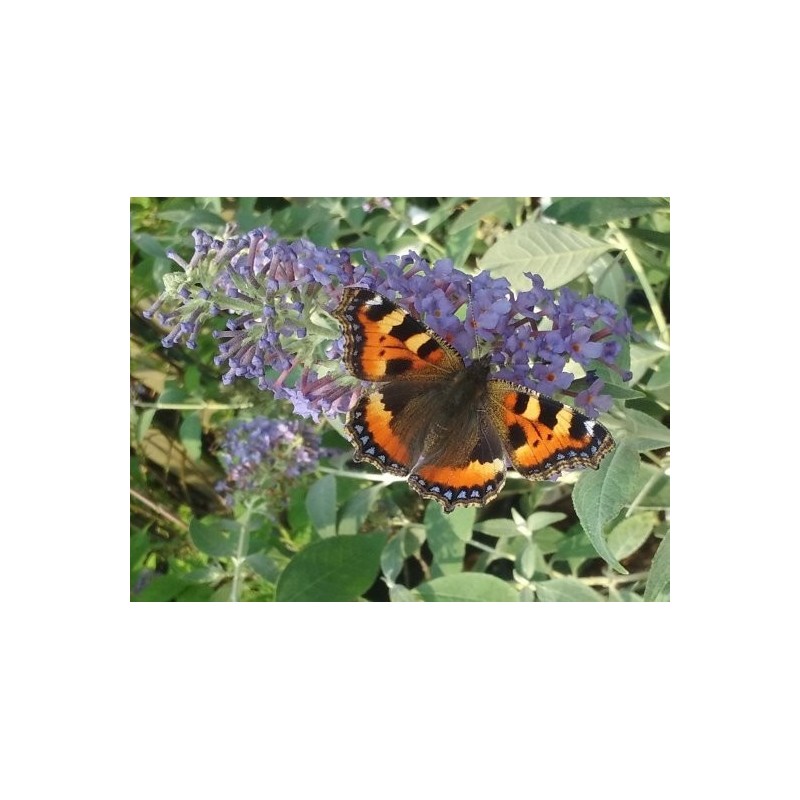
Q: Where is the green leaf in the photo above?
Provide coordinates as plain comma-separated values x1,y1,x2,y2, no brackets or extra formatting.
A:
135,408,156,443
629,343,665,384
285,480,309,525
245,552,281,584
380,535,406,583
310,218,339,247
646,354,670,391
416,573,518,602
536,577,603,602
449,197,520,234
607,512,657,560
158,386,189,405
474,518,523,538
544,197,668,226
592,379,644,401
633,463,670,509
446,222,478,269
527,511,567,531
517,541,541,580
572,439,641,572
184,365,201,394
184,565,228,584
380,523,427,585
390,585,418,602
277,202,333,236
479,219,611,290
132,573,191,602
424,198,466,233
189,517,241,558
179,412,202,461
532,526,566,555
404,524,426,554
425,503,474,576
209,584,235,602
609,588,644,602
374,218,399,244
587,253,627,306
445,506,477,542
275,533,387,602
231,197,273,232
130,530,150,570
245,516,274,555
156,208,224,228
619,408,671,452
520,586,536,602
551,528,597,574
306,475,337,538
644,530,670,601
338,485,382,536
553,531,599,564
623,227,670,250
131,231,169,260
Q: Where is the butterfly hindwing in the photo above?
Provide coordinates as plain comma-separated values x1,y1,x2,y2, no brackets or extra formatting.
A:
345,379,439,476
407,414,507,512
487,381,614,480
346,380,507,511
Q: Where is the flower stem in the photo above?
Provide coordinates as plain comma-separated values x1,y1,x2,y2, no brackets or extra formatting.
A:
386,207,447,257
130,488,188,531
625,470,663,518
608,224,669,345
132,401,253,410
229,502,253,602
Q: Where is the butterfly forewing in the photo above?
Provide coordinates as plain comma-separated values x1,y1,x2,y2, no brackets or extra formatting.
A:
333,288,463,382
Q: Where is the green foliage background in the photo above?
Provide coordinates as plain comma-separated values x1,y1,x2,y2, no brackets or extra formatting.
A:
130,197,670,602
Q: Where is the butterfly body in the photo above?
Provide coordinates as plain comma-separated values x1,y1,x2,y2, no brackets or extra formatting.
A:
334,287,614,512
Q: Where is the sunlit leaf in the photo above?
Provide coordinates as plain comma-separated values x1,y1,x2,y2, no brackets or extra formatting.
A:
425,503,474,576
536,577,603,602
449,197,520,234
480,219,611,289
607,511,657,560
572,439,641,572
416,573,518,602
644,530,670,601
543,197,668,225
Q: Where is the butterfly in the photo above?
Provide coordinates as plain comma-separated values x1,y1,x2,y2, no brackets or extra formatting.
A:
333,287,614,512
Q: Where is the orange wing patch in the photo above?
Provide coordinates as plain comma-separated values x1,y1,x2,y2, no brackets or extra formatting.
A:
409,457,506,512
490,382,614,480
345,391,413,475
334,287,462,382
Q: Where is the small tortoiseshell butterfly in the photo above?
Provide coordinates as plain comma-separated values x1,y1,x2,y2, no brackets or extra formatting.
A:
334,287,614,512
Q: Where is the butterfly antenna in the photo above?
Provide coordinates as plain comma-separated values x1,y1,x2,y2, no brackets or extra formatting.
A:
466,281,480,355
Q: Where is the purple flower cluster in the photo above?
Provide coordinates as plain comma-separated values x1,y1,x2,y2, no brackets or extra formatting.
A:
216,417,328,500
145,226,631,420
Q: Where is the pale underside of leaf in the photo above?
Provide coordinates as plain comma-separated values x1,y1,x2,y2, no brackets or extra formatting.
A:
479,219,611,290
